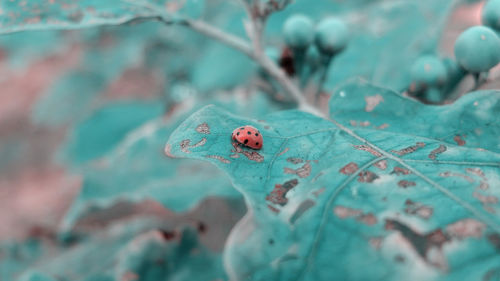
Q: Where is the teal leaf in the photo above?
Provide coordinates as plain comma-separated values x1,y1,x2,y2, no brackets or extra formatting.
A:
62,101,164,164
262,0,456,91
165,83,500,280
0,239,44,281
0,0,203,34
324,0,456,91
19,271,58,281
32,71,106,126
60,91,282,232
329,79,500,153
61,115,240,232
16,219,226,281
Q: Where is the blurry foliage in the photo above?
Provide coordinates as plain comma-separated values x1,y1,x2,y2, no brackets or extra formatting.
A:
0,0,499,281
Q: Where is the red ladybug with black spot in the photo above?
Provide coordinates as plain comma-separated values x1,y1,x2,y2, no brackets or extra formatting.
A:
231,125,263,150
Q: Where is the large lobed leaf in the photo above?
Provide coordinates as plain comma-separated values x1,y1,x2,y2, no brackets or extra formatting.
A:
0,0,202,34
165,81,500,280
60,90,286,232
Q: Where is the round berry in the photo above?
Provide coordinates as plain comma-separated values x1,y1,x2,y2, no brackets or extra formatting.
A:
482,0,500,32
454,26,500,73
314,18,349,55
283,15,314,50
410,55,447,90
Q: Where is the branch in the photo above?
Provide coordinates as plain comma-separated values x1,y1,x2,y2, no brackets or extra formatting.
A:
176,19,254,58
125,0,254,57
128,0,323,116
238,0,322,116
257,54,321,114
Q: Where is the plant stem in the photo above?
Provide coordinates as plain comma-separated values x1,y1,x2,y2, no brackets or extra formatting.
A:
256,54,321,114
131,0,323,116
238,1,322,116
315,55,333,99
178,19,254,58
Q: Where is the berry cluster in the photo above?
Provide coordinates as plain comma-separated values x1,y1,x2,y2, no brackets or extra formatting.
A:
283,15,349,55
261,14,349,102
408,0,500,103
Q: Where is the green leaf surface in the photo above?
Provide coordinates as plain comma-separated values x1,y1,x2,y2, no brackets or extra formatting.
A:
0,0,202,34
165,82,500,281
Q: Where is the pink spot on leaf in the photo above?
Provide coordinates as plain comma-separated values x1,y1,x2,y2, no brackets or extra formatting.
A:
284,161,311,178
358,171,379,183
453,135,466,146
195,123,210,134
398,180,416,188
205,155,230,164
391,142,425,156
428,145,447,160
391,167,411,175
405,199,433,219
365,94,384,112
353,145,382,157
339,162,358,175
446,219,485,239
266,179,299,207
374,160,387,170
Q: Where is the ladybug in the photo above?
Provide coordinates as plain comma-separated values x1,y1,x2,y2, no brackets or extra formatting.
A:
231,125,263,150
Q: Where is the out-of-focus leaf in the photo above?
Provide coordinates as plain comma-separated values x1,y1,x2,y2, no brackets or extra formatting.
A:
16,219,226,281
32,71,106,126
0,239,44,281
60,115,239,232
62,101,164,164
165,81,500,280
0,0,203,34
325,0,456,91
19,271,58,281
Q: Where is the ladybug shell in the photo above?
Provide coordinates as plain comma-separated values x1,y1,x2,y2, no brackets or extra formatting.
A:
231,125,263,150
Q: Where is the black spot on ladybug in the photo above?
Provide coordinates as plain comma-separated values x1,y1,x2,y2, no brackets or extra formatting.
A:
244,139,248,144
237,132,240,136
255,133,259,136
240,127,244,130
248,131,252,135
256,142,259,146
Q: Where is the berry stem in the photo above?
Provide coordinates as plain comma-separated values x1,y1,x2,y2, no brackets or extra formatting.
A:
471,72,488,91
256,53,323,116
314,55,334,103
238,0,323,117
